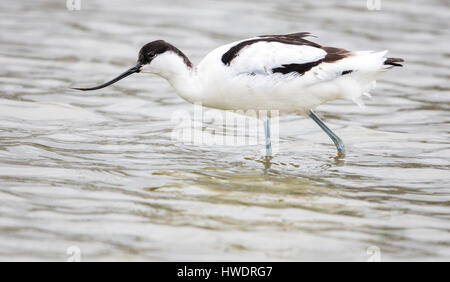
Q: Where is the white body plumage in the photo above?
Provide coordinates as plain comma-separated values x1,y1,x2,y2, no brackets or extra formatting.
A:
142,34,399,116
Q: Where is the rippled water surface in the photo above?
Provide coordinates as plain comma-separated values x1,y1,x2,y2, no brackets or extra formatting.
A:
0,0,449,261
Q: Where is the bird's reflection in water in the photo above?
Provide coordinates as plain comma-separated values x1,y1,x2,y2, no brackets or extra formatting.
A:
333,152,346,165
262,156,273,175
248,156,274,175
256,150,345,175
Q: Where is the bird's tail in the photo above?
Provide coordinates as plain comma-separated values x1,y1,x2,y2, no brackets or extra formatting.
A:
384,57,404,67
338,51,403,107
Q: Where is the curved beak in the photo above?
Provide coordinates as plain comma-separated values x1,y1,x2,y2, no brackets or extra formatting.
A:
72,64,141,91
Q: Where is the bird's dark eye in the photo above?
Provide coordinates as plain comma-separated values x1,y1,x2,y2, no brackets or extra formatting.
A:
147,52,155,58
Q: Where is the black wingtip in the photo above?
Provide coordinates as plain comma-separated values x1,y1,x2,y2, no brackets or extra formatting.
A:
385,57,404,67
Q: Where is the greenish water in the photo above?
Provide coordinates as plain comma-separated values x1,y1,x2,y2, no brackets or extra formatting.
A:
0,0,449,261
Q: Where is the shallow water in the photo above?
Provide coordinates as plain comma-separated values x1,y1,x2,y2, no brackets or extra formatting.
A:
0,0,449,261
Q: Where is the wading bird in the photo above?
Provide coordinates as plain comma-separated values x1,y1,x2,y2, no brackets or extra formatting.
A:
73,32,403,156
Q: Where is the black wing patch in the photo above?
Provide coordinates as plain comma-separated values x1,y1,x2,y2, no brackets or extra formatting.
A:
271,46,352,76
342,70,353,75
272,61,322,75
321,47,352,63
222,32,353,76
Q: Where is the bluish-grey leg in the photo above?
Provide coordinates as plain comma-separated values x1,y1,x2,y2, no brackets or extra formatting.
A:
309,110,346,156
264,119,272,156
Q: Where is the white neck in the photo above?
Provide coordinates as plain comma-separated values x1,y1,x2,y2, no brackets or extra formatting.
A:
142,51,202,104
166,67,201,104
